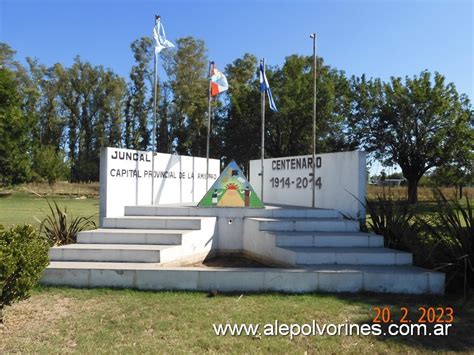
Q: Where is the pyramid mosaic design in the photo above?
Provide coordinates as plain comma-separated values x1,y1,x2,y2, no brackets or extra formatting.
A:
198,161,264,208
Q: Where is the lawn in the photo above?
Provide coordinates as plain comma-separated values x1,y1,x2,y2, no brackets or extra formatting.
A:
0,192,99,227
366,186,473,201
1,185,471,229
1,185,472,353
0,287,473,353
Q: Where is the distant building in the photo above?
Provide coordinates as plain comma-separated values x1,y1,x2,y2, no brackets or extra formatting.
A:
380,178,406,186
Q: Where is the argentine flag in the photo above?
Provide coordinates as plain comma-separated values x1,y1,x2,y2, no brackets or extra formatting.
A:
259,62,278,112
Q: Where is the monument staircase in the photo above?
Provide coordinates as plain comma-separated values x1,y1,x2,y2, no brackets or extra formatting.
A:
43,205,444,294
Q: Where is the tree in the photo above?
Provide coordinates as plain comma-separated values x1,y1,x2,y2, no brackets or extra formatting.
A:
157,82,172,153
386,172,404,180
222,54,355,171
267,55,354,157
128,37,154,150
349,71,473,203
430,158,473,198
31,145,69,184
162,37,208,156
55,57,125,181
222,53,260,169
0,44,36,185
26,58,64,150
0,68,32,185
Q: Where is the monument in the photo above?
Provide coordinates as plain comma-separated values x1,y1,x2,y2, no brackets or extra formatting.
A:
41,147,445,295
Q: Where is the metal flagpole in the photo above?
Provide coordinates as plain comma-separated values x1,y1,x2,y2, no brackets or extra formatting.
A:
310,33,317,208
151,15,160,205
260,58,266,202
206,61,213,190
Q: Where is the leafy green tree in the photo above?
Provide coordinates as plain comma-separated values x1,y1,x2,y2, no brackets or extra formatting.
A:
26,57,64,150
222,54,354,171
55,57,125,181
222,53,260,169
31,145,69,184
162,37,208,156
0,68,32,185
386,172,404,180
430,158,473,197
268,55,354,157
157,82,172,153
96,69,125,150
123,84,134,149
349,71,473,203
128,37,154,150
0,42,24,73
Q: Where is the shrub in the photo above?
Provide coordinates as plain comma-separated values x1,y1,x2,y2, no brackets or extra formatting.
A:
41,199,96,246
0,224,49,323
31,145,70,184
364,194,418,250
416,191,473,296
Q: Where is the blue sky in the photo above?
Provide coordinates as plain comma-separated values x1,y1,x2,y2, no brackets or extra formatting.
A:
1,0,472,99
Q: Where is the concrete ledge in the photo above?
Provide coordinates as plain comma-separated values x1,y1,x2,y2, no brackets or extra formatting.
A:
41,263,445,295
49,244,172,263
102,216,210,230
255,218,359,232
282,247,413,266
77,229,185,245
124,205,342,219
274,231,384,248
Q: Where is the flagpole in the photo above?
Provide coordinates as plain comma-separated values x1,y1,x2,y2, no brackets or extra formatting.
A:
310,33,317,208
151,15,160,205
260,58,266,202
206,61,213,191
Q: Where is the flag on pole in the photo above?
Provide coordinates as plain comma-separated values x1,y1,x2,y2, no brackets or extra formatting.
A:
153,16,174,55
210,62,229,96
259,62,278,112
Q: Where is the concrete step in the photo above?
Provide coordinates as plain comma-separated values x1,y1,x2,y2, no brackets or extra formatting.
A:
77,229,184,245
255,218,359,232
281,247,412,265
41,262,444,295
49,244,175,263
125,205,342,219
269,209,340,219
274,231,384,248
102,216,209,230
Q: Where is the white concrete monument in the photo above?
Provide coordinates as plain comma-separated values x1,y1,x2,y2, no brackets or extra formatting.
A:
99,147,220,223
43,148,444,295
250,151,366,219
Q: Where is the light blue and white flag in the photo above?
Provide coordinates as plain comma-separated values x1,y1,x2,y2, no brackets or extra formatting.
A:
259,61,278,112
153,17,174,55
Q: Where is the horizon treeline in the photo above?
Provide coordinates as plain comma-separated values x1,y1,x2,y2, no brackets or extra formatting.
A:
0,38,472,203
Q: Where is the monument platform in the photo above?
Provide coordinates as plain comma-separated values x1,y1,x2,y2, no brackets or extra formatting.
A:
42,204,445,294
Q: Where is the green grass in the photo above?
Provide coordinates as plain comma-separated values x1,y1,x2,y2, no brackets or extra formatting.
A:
1,287,473,353
0,192,99,227
0,188,469,229
0,189,473,352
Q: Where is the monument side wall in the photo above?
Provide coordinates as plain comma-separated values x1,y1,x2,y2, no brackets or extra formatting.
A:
99,147,220,225
250,151,366,219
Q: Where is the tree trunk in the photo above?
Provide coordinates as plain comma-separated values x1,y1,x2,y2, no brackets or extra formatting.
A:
407,177,420,204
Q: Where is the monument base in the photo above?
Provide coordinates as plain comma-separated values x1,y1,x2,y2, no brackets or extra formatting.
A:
42,204,445,294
